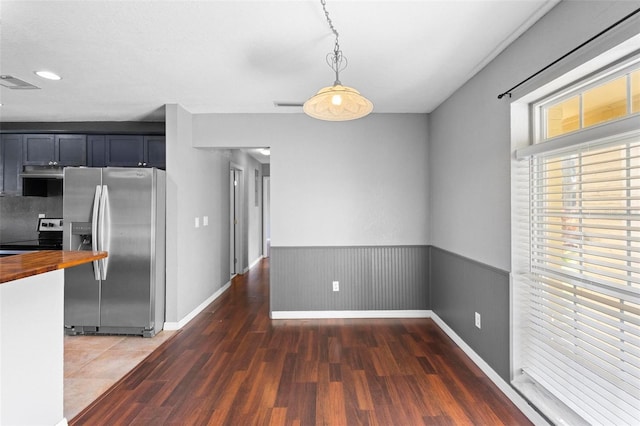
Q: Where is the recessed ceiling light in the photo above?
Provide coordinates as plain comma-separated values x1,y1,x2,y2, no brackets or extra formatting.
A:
259,149,270,156
34,70,61,80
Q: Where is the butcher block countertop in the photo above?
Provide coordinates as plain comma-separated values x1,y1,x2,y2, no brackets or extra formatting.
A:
0,250,107,284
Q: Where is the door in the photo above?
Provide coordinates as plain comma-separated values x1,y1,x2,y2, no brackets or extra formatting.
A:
100,168,154,328
63,167,103,327
230,168,242,276
262,176,270,257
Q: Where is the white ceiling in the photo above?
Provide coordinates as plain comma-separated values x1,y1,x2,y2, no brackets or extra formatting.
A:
0,0,558,123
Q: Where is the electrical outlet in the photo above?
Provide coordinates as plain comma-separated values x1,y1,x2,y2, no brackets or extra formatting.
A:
475,312,481,329
332,281,339,292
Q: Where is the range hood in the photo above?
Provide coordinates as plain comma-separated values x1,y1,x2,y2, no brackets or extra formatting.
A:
20,165,64,179
20,166,64,197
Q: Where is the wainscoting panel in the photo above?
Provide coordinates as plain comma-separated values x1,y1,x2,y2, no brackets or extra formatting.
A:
270,246,429,312
429,246,511,381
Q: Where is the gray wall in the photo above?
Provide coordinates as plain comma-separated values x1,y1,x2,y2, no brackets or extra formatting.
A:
187,113,430,319
162,2,640,396
271,246,429,312
0,196,62,243
429,247,509,380
192,113,430,248
428,0,640,382
230,149,264,270
165,105,232,323
429,0,640,270
164,109,267,324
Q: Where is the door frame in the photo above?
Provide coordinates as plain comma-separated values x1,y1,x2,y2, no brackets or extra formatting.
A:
262,176,270,257
229,164,244,277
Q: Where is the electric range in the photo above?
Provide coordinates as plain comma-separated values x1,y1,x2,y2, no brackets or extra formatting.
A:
0,218,63,255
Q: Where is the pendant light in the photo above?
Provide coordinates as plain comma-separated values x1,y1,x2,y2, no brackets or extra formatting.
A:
303,0,373,121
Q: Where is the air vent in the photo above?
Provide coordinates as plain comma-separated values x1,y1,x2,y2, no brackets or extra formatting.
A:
0,75,40,90
273,101,304,108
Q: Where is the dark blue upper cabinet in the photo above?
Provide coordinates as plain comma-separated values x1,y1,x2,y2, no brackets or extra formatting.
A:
87,135,106,168
23,134,56,165
23,134,87,166
57,134,87,166
105,135,165,169
0,134,24,195
105,135,145,167
144,136,165,169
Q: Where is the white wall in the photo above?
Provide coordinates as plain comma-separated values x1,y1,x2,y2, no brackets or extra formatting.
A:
1,270,65,425
428,0,640,270
193,113,429,247
166,104,231,323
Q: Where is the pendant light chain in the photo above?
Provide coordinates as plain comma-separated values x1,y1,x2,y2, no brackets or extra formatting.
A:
321,0,339,52
320,0,346,85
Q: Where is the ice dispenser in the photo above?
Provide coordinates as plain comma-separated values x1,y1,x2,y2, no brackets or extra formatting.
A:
70,222,93,251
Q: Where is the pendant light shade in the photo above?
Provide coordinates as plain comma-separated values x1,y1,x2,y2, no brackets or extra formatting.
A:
303,84,373,121
304,0,373,121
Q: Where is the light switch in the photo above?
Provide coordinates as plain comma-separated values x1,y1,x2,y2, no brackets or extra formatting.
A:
203,216,209,226
195,217,200,228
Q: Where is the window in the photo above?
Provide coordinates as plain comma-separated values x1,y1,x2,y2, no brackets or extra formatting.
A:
513,58,640,424
540,63,639,141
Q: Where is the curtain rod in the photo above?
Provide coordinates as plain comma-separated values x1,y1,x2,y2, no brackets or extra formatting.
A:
497,7,640,99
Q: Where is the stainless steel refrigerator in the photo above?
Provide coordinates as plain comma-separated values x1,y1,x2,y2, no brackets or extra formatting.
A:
63,167,166,337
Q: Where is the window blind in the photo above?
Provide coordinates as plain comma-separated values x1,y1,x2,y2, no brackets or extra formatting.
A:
520,136,640,425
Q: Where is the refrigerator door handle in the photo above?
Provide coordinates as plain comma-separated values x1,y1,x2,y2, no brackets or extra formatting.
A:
91,185,102,280
99,185,111,280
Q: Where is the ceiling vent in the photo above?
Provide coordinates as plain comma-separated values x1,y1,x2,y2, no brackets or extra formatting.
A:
0,75,40,89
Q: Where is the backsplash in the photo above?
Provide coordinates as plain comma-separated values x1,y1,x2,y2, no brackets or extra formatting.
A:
0,195,63,243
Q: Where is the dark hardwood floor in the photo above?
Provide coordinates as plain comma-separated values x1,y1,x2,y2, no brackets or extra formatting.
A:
71,258,531,425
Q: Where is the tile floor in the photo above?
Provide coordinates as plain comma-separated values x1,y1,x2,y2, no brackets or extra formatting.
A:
64,330,177,420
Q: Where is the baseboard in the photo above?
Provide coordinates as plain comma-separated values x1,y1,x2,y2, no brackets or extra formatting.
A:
244,256,263,273
270,310,432,319
164,280,231,330
430,313,548,426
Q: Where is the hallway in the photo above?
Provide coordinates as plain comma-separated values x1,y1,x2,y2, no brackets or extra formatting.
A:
70,259,531,425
